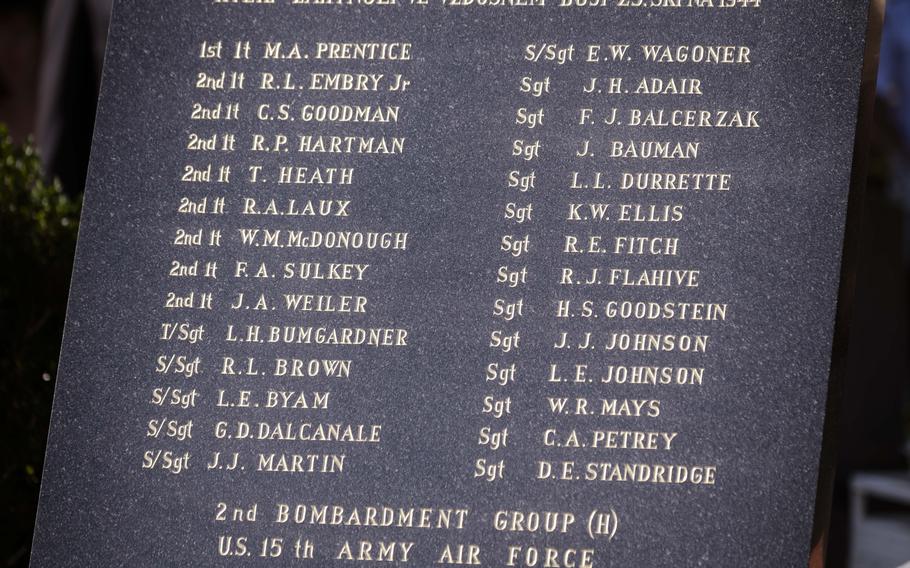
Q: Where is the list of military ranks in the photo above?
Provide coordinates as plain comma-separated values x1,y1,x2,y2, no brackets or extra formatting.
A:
30,1,871,566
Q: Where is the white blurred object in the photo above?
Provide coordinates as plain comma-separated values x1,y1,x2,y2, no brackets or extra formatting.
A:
850,473,910,568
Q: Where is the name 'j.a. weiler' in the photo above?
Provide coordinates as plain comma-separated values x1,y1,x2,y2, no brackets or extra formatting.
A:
228,291,368,313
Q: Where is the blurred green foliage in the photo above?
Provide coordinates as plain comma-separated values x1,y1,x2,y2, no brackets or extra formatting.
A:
0,124,80,567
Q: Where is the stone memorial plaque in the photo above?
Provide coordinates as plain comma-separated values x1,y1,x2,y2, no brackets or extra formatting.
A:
31,1,877,566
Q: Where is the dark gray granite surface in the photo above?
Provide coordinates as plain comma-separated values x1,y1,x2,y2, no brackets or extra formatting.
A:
31,1,871,566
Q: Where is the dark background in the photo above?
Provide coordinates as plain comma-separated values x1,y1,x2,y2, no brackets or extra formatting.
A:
1,1,908,566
